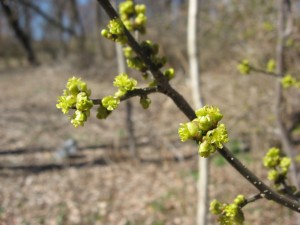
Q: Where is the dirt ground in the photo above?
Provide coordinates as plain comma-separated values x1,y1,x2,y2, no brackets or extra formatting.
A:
0,61,298,225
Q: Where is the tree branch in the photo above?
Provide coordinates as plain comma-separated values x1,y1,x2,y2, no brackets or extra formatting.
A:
96,0,196,121
218,146,300,212
251,67,280,78
92,86,158,105
240,193,264,208
96,0,300,214
0,0,38,65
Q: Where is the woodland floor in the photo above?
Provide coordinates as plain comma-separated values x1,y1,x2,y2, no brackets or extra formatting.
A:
0,60,299,225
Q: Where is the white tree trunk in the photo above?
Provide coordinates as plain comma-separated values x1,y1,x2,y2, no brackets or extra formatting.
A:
187,0,208,225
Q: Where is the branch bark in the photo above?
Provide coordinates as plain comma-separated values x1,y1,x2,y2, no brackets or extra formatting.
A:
92,87,158,105
97,0,300,214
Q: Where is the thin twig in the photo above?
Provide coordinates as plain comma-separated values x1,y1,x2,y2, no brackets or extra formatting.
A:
251,67,280,78
240,193,264,208
91,86,158,105
97,0,196,121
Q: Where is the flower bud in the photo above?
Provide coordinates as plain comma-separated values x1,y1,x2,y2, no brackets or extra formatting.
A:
135,4,146,14
199,141,216,158
140,96,151,109
164,68,175,80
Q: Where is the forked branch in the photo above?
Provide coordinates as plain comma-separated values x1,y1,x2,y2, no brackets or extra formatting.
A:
96,0,300,213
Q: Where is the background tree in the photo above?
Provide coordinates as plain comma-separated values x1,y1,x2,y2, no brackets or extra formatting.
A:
0,0,38,65
186,0,209,224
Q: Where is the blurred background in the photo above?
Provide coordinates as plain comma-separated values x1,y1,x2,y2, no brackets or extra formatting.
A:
1,0,300,224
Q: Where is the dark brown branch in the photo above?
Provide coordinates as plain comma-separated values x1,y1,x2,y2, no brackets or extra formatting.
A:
240,193,264,208
251,67,280,78
96,0,300,213
92,86,158,105
96,0,196,121
16,0,75,35
218,147,300,212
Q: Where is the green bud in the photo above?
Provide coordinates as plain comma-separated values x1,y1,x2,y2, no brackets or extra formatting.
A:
268,169,279,182
210,199,223,215
198,141,216,158
233,195,245,206
108,19,124,35
281,75,298,88
135,13,147,26
237,59,251,75
119,1,135,16
205,124,229,149
101,29,109,38
164,68,175,80
56,96,71,114
113,73,138,93
123,20,133,31
123,46,133,58
140,96,151,109
57,76,92,127
178,121,202,142
102,96,120,111
76,92,93,111
196,116,213,131
211,197,245,225
280,157,291,170
65,95,76,107
102,19,128,44
127,57,146,71
135,4,146,14
97,104,111,119
178,123,191,142
186,122,200,138
266,59,276,73
68,83,79,95
263,147,281,168
114,90,126,98
71,110,87,128
195,105,223,129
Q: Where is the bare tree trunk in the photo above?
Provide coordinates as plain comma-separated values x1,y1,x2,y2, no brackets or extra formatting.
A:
187,0,208,225
23,0,31,40
275,0,300,223
54,0,68,55
69,0,86,49
276,0,298,189
17,0,75,35
0,0,38,65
